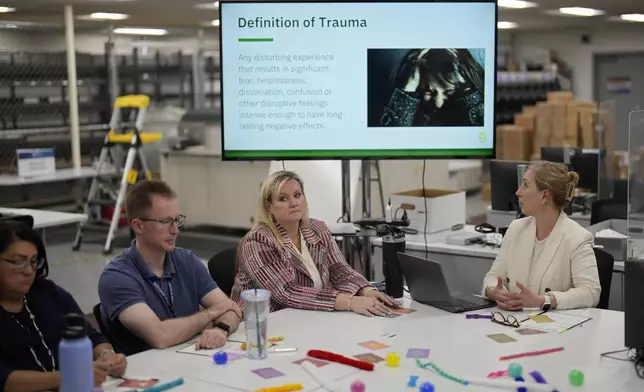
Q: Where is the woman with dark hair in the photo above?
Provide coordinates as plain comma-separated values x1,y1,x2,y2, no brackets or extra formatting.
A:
381,48,485,127
0,221,127,392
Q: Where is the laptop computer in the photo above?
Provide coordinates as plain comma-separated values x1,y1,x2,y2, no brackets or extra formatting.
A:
397,252,495,313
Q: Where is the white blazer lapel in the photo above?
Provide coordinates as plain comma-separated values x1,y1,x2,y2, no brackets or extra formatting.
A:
510,218,535,291
532,213,566,293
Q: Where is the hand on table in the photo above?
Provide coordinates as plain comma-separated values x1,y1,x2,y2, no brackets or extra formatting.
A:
487,276,522,310
349,296,392,317
196,328,227,350
363,289,401,308
96,351,127,378
92,361,112,387
511,281,545,309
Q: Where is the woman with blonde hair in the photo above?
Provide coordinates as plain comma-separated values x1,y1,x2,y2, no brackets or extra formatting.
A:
231,171,399,316
483,161,601,311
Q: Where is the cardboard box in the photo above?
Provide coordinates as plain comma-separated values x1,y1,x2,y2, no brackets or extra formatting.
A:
550,103,567,144
498,125,531,161
547,91,574,103
535,102,552,152
579,107,597,148
390,189,466,234
515,112,535,133
482,182,491,202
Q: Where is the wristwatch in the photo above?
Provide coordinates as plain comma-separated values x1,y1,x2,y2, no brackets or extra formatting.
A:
541,294,552,311
214,321,231,336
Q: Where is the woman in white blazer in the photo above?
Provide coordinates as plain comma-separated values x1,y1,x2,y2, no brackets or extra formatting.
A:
483,161,601,311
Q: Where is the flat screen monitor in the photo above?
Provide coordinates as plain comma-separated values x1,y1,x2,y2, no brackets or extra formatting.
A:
490,160,527,212
540,147,605,193
219,0,498,160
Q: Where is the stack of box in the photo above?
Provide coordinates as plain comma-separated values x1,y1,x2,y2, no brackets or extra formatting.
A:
495,90,608,161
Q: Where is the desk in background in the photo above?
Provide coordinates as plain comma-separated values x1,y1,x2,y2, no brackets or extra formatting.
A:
487,208,591,229
0,207,87,244
372,225,625,311
122,299,642,391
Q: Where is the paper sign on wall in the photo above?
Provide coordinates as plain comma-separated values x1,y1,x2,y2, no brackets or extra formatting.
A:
606,77,631,94
17,148,56,178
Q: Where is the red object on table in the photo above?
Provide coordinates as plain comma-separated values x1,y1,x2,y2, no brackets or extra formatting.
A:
499,346,564,361
307,350,374,371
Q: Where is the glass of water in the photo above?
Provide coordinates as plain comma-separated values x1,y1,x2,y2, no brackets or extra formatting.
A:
241,289,271,360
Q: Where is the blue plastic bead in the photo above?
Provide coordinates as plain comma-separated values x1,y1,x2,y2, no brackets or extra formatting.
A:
419,381,435,392
407,375,419,387
508,363,523,378
515,376,527,392
213,351,228,365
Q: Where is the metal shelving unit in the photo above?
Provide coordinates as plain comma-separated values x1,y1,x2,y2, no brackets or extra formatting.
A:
495,70,563,125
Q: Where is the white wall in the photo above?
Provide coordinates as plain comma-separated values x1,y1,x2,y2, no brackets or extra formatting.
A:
501,29,644,102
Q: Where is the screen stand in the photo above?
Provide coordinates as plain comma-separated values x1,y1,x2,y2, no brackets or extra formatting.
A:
341,160,354,267
362,159,373,281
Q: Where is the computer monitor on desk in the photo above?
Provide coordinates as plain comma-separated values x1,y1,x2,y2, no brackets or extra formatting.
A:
541,147,605,193
490,160,527,212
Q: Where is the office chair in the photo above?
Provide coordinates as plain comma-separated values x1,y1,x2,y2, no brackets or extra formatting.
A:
593,247,614,310
93,303,109,338
590,199,627,225
0,213,34,228
207,248,237,297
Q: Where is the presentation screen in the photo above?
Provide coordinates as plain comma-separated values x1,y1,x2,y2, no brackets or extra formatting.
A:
219,0,497,160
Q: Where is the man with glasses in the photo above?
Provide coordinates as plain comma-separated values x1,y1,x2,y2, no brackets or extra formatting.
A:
98,180,241,355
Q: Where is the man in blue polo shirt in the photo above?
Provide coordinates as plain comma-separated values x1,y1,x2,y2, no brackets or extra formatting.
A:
98,180,241,355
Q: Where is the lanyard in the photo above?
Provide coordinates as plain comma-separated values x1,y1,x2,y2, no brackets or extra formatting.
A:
151,279,176,318
7,300,56,372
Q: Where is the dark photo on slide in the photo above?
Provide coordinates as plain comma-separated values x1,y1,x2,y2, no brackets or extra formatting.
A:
367,48,485,128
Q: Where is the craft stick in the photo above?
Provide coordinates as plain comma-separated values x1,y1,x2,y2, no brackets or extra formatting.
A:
254,383,303,392
499,347,564,361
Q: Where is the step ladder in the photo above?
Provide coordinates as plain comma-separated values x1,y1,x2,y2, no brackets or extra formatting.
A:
72,95,163,254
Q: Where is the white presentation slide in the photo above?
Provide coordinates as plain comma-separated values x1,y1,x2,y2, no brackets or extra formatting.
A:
220,1,497,159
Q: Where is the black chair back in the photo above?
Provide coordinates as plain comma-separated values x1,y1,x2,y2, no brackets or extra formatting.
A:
593,247,614,310
207,248,237,297
93,303,108,337
590,199,627,225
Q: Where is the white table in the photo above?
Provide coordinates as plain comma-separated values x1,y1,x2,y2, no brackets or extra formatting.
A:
371,226,626,311
120,300,642,391
0,207,87,244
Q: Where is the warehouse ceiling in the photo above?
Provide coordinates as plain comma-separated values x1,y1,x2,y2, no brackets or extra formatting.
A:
0,0,644,32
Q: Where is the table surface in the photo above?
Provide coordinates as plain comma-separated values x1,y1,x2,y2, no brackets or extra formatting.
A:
119,298,642,392
372,225,625,272
0,207,87,229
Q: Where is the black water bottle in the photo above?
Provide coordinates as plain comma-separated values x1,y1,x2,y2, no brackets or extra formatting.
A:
382,232,406,299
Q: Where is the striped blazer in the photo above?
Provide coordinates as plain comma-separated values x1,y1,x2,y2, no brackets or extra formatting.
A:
231,218,370,312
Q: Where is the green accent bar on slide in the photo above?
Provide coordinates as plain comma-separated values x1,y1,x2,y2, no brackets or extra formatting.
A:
225,149,493,159
238,38,274,42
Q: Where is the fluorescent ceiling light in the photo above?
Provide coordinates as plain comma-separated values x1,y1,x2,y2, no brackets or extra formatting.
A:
497,21,518,29
90,12,129,20
0,6,15,13
558,7,605,17
114,27,168,36
498,0,537,9
195,2,219,10
211,19,220,27
620,14,644,23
